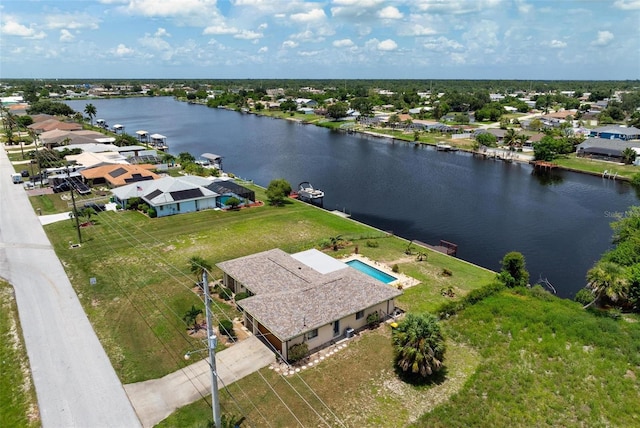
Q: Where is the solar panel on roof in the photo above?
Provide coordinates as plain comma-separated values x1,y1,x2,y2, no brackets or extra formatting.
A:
109,167,128,178
145,189,163,200
170,188,204,201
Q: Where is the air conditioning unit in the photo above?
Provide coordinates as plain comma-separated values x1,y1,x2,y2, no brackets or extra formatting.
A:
345,327,355,338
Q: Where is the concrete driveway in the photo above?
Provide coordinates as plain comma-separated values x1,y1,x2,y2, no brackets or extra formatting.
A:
0,146,141,427
124,335,274,427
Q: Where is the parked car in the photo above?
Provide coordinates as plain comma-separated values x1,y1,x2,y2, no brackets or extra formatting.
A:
20,170,29,177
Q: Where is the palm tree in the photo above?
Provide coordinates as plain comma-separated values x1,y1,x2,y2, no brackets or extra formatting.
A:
504,128,518,150
182,304,203,332
584,261,628,308
393,313,445,378
189,255,212,291
516,134,528,149
84,103,97,126
621,147,636,165
329,235,343,251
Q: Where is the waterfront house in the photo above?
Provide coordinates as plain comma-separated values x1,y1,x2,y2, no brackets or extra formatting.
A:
589,125,640,141
217,248,402,361
576,137,640,161
110,175,256,216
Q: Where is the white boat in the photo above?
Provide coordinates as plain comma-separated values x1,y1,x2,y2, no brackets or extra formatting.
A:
436,142,453,151
297,182,324,200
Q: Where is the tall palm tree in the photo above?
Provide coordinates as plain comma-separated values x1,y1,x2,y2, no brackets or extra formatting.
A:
393,313,445,378
585,261,628,308
516,134,529,149
621,147,636,165
504,128,518,150
84,103,97,126
189,255,212,284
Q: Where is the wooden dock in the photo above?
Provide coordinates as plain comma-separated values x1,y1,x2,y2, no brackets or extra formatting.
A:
414,240,458,256
531,160,557,171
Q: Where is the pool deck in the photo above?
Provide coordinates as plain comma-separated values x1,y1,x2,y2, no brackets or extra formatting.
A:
341,254,421,289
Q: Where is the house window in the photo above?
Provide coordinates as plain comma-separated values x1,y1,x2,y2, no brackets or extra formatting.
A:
176,203,180,211
333,320,340,337
307,329,318,340
356,310,364,320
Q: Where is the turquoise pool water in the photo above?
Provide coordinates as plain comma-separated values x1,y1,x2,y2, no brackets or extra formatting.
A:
346,259,397,284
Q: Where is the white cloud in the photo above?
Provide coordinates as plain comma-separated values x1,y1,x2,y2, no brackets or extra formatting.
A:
399,24,437,36
203,24,239,35
1,19,46,39
423,36,463,51
549,39,567,49
333,38,354,48
591,30,614,46
155,28,170,37
290,8,326,22
282,40,299,48
613,0,640,10
258,46,268,53
45,13,100,30
112,43,134,56
415,0,504,14
234,30,263,40
59,29,75,42
378,6,403,19
377,39,397,51
515,0,532,14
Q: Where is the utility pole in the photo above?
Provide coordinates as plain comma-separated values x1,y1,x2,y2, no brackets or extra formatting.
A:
66,165,82,244
203,270,221,428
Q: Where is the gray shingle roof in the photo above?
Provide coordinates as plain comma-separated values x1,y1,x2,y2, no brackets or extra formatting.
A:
218,249,402,341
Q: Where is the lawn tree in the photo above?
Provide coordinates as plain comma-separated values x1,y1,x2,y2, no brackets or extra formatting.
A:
475,132,497,147
497,251,530,288
393,313,446,379
84,103,97,126
584,261,628,308
266,178,291,206
224,196,241,209
326,102,348,120
177,151,196,166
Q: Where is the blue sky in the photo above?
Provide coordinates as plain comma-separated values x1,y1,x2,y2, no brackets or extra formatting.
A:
1,0,639,80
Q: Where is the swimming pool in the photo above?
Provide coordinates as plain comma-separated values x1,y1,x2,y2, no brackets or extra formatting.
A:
346,259,397,284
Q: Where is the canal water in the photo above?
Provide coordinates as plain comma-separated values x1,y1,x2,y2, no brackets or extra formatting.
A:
66,97,640,298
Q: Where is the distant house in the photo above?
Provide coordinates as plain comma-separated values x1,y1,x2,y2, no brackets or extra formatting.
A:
217,249,402,361
28,119,82,134
577,137,640,161
589,125,640,141
110,176,255,217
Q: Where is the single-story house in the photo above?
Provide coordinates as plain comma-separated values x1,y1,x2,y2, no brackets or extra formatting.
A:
66,151,129,169
28,119,82,133
111,176,255,216
577,137,640,161
217,248,402,361
589,125,640,141
81,164,159,187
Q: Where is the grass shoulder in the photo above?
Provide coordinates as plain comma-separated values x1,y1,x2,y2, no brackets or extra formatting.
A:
0,281,39,428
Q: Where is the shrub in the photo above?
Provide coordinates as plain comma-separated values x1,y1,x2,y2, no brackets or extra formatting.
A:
288,343,308,363
366,240,379,248
367,311,380,328
435,281,505,319
147,207,157,218
392,264,399,273
234,292,250,302
442,268,452,276
218,319,235,338
139,203,150,213
218,286,233,301
574,288,594,306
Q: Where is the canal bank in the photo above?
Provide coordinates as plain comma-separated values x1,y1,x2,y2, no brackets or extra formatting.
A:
64,97,639,298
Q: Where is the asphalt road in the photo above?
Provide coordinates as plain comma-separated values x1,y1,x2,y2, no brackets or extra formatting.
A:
0,147,141,427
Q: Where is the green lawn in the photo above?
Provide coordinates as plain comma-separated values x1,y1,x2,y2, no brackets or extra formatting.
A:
555,155,639,179
0,281,39,428
42,185,494,383
159,288,640,428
